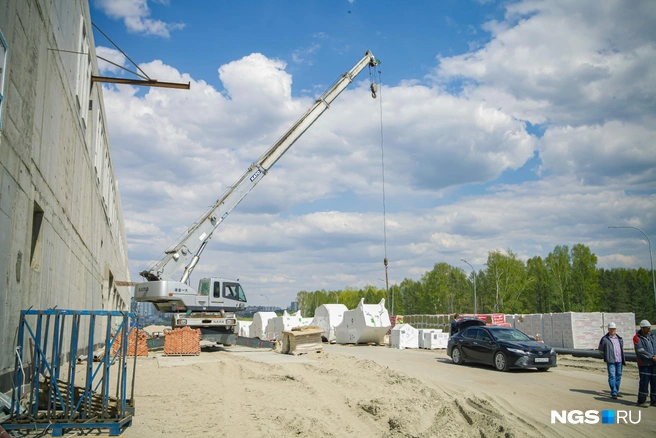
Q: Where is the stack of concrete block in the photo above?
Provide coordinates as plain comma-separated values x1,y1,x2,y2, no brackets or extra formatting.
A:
164,327,201,356
512,314,543,340
506,312,635,349
601,313,636,345
541,314,556,346
564,312,604,349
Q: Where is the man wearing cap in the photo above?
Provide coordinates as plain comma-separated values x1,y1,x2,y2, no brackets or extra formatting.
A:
633,320,656,407
598,322,625,399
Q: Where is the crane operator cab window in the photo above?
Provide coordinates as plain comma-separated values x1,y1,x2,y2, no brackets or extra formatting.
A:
224,282,247,302
198,279,210,296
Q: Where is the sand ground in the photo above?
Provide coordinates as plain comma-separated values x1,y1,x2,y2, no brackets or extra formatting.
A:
5,334,654,438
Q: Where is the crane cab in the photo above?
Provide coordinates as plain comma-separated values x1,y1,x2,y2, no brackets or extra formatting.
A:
196,277,247,312
134,277,247,313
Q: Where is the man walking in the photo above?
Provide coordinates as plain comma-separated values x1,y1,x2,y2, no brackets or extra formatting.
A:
598,322,625,399
633,320,656,407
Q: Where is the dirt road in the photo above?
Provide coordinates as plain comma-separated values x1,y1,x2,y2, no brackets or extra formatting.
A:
323,344,654,437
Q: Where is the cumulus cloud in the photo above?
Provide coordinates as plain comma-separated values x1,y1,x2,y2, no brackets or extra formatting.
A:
96,46,127,74
100,1,656,303
434,0,656,127
94,0,184,37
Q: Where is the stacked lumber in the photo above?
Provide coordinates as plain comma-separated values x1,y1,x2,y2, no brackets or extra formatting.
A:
164,327,201,355
281,326,323,355
111,330,149,357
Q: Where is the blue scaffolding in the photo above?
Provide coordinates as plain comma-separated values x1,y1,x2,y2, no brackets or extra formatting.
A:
3,309,138,436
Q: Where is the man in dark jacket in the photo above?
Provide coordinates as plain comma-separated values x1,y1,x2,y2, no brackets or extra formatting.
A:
633,320,656,407
598,322,625,399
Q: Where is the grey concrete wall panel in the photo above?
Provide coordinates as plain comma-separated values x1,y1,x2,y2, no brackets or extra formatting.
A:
0,0,131,394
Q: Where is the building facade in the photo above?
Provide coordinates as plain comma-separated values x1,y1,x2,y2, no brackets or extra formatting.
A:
0,0,130,393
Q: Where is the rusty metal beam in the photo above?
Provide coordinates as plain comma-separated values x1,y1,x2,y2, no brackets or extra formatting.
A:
92,76,190,89
115,281,138,287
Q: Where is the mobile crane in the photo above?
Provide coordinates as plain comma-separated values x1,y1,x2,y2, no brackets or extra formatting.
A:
134,51,379,340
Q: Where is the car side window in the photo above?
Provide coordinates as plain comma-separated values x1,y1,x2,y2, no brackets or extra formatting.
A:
463,328,478,339
477,330,492,341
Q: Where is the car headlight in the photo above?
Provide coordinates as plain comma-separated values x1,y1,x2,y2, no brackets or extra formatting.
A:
550,348,556,355
507,348,527,355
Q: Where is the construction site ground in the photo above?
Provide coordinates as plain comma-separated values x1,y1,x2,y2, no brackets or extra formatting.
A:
9,344,654,437
109,342,653,438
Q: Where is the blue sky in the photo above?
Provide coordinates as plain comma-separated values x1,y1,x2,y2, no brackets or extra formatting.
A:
90,0,656,308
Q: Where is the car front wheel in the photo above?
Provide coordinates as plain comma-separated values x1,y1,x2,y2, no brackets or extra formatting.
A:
452,347,464,365
494,351,509,372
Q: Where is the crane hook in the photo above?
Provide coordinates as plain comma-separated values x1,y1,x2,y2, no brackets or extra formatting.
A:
371,82,378,99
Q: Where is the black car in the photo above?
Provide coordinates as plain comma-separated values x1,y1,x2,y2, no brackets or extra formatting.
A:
447,326,557,372
449,316,486,337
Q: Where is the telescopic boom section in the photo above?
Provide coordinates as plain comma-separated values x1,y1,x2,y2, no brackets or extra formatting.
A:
140,50,378,283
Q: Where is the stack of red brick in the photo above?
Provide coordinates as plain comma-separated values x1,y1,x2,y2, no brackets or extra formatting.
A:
164,326,201,355
111,330,149,357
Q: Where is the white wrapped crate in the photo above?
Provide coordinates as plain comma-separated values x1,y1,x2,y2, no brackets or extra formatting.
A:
249,312,278,340
335,298,390,345
310,304,348,342
265,311,307,341
391,324,419,349
424,332,449,349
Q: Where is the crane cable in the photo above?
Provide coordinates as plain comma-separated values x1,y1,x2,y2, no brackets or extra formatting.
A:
370,63,390,302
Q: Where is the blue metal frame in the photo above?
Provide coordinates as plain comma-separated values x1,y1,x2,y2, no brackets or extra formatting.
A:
3,309,138,436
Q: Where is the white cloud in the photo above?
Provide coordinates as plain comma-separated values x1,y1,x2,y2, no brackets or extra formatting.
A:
100,1,656,305
96,46,127,74
94,0,184,37
434,0,656,127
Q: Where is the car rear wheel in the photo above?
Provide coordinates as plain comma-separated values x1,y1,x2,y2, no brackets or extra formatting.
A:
451,347,464,365
494,351,509,372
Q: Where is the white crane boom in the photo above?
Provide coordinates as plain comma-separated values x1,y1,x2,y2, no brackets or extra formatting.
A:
140,50,378,284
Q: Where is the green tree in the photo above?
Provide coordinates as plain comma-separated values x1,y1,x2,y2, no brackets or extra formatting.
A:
570,244,600,311
485,250,532,313
526,256,550,313
546,245,571,312
399,278,422,315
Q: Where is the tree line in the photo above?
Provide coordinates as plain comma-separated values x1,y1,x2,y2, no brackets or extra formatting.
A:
295,244,656,322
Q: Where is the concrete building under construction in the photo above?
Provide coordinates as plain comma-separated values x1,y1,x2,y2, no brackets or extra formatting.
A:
0,0,130,393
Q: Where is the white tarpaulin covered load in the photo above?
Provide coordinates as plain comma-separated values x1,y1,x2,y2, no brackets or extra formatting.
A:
391,324,419,349
236,320,252,337
249,312,278,339
310,304,348,342
335,298,390,344
265,311,311,340
423,331,449,349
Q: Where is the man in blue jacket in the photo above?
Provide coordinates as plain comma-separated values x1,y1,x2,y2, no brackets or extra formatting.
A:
633,320,656,407
598,322,625,399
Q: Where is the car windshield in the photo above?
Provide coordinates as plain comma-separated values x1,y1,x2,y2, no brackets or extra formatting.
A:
489,328,532,342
